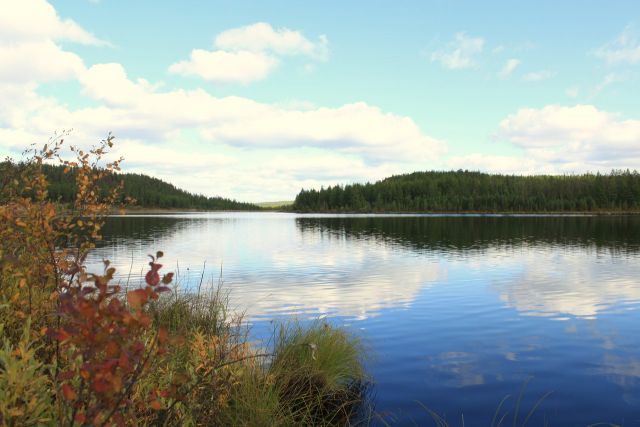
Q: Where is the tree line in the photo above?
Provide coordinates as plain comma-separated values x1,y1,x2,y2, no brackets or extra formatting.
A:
1,161,259,210
293,170,640,212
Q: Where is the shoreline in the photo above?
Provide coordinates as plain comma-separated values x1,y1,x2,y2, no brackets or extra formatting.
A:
113,207,640,216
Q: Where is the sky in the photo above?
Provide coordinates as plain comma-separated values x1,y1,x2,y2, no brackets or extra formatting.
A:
1,0,639,202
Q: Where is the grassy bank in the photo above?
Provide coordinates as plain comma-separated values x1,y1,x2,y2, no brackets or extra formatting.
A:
1,278,368,426
0,136,367,426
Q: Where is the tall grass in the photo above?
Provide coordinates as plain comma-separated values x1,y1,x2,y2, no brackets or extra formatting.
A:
145,289,370,426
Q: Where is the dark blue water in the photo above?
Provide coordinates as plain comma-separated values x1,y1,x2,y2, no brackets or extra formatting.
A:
90,213,640,426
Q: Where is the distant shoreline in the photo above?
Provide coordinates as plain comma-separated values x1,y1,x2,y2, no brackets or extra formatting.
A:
113,207,640,215
290,210,640,215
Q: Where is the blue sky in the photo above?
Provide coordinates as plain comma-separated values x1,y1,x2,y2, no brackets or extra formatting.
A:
1,1,639,201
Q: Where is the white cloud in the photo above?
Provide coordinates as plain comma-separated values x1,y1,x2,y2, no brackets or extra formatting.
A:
0,0,108,85
168,49,278,84
595,26,640,65
431,32,484,70
522,70,554,82
0,0,104,45
200,102,447,163
497,58,521,78
498,104,640,170
215,22,329,60
77,63,446,163
111,139,236,175
169,22,328,84
0,60,447,199
0,41,85,83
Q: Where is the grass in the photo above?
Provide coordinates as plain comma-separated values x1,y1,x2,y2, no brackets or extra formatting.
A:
0,268,369,426
269,321,370,426
142,286,370,426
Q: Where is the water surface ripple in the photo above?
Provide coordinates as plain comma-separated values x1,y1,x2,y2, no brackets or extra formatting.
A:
89,213,640,426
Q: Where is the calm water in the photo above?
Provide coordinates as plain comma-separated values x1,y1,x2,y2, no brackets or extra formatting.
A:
89,213,640,426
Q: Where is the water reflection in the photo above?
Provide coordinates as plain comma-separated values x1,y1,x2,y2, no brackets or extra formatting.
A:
296,215,640,255
91,213,640,424
492,253,640,318
93,213,447,320
297,215,640,319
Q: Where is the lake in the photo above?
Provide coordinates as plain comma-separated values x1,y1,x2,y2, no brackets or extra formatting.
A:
89,213,640,426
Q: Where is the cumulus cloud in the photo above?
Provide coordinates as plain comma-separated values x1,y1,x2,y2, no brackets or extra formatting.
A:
169,49,278,85
0,41,85,84
430,32,484,70
200,102,446,163
0,58,446,199
215,22,329,60
498,104,640,170
594,26,640,65
497,58,521,78
0,0,105,45
169,22,329,84
0,0,109,85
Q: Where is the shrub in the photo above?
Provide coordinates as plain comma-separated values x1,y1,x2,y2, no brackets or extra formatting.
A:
0,135,368,426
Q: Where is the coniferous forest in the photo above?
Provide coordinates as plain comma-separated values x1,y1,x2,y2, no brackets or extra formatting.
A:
1,162,258,210
293,170,640,212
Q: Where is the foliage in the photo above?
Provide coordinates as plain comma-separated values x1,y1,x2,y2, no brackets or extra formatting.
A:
0,322,54,426
53,253,174,425
293,170,640,212
0,135,366,426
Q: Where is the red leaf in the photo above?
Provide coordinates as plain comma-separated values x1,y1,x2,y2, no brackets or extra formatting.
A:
105,341,119,358
127,288,148,310
93,379,110,393
150,400,162,410
161,272,174,284
145,262,162,286
119,354,130,370
56,329,72,342
62,383,77,401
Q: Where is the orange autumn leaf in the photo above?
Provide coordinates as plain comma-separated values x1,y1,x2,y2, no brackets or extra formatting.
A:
127,288,148,310
150,400,162,410
105,341,119,357
62,383,77,401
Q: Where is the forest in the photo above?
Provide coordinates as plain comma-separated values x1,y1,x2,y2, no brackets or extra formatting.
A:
1,161,258,210
293,170,640,212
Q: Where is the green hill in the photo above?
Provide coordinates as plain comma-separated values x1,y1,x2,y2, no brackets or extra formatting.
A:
2,162,259,211
293,170,640,213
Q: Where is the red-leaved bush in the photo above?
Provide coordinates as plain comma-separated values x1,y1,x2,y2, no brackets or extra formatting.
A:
53,253,174,425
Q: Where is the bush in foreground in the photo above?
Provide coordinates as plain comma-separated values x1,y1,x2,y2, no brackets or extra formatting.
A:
0,135,367,426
